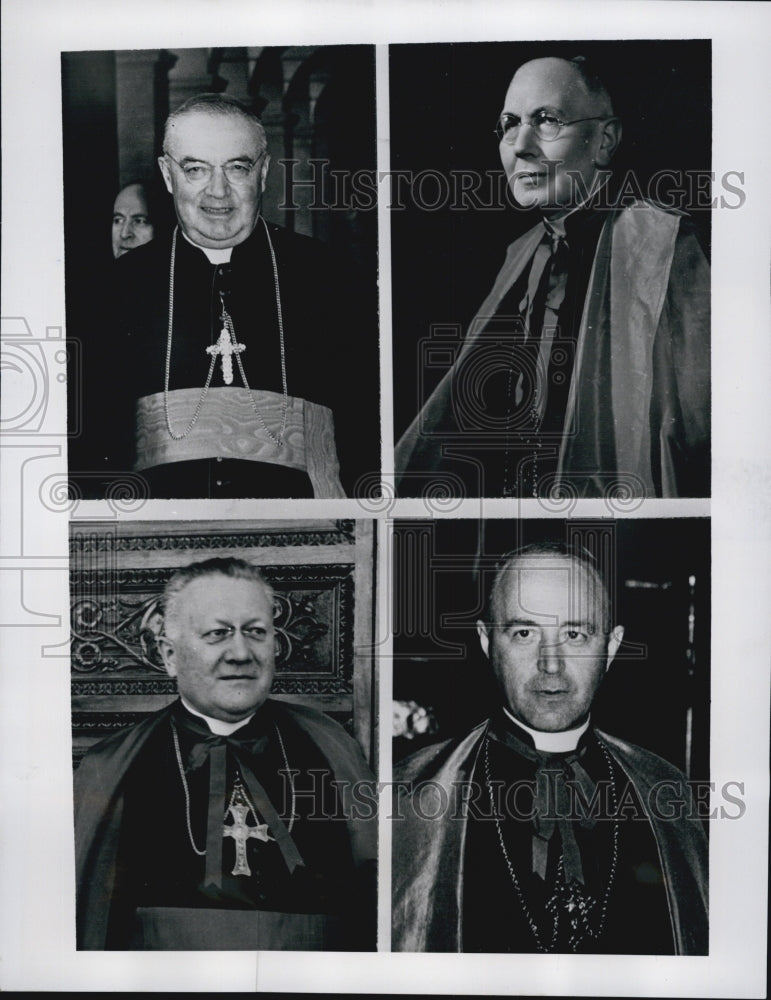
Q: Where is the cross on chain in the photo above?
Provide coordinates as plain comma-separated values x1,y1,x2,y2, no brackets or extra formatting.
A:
206,327,245,385
223,783,271,876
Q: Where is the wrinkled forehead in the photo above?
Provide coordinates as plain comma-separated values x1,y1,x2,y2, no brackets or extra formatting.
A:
502,58,600,118
494,555,607,625
165,109,266,159
168,572,273,623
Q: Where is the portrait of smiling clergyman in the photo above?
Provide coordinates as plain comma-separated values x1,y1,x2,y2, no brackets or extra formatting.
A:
74,557,377,951
65,50,379,501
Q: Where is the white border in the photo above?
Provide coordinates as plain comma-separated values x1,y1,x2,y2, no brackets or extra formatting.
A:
2,0,770,995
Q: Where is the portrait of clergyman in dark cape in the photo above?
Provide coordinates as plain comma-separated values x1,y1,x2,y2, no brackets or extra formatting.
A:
74,557,377,951
392,523,710,954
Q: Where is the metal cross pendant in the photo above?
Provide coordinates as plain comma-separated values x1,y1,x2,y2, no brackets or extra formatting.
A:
223,782,271,876
206,327,245,386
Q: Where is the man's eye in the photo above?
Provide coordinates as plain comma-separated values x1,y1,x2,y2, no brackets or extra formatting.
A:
184,165,206,179
229,164,250,175
501,115,521,133
112,217,122,226
564,629,587,643
203,628,232,640
244,627,267,639
535,112,560,126
512,628,534,640
134,216,149,226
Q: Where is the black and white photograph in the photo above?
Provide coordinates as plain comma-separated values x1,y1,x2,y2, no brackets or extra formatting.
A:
63,45,380,500
392,40,712,500
391,518,710,954
70,519,377,950
0,0,769,995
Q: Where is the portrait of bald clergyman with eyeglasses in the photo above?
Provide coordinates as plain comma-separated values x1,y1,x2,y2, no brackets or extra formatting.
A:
396,55,710,499
75,92,374,500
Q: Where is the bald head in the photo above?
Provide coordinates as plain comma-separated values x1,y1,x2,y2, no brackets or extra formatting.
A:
510,57,614,118
486,543,614,633
478,543,624,731
498,56,621,216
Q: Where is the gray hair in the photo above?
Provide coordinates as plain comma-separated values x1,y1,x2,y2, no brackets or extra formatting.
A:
559,55,615,116
162,93,268,156
161,557,273,637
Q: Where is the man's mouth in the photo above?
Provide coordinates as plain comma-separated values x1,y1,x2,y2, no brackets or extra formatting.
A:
201,206,234,215
514,170,546,184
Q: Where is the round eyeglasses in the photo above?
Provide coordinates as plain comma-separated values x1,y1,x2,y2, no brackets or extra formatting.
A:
163,152,260,185
495,111,612,143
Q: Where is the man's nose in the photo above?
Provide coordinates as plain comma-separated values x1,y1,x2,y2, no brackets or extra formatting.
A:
537,636,564,674
511,121,541,158
205,166,230,198
225,629,252,660
121,219,134,241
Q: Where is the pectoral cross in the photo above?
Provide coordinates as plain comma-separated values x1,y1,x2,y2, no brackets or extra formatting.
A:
223,781,271,876
207,327,245,386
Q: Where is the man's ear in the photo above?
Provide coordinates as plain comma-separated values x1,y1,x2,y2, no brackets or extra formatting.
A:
157,635,177,678
595,118,622,168
605,625,624,670
158,155,174,194
477,619,491,658
259,154,271,193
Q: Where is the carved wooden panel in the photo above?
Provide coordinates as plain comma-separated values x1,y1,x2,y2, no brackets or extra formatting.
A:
70,519,375,766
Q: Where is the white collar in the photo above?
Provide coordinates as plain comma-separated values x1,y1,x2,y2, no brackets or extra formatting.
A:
503,706,590,752
181,230,233,264
180,696,254,736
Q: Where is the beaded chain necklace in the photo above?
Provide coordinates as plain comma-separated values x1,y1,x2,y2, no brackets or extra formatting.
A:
482,733,619,952
171,716,296,859
163,216,288,448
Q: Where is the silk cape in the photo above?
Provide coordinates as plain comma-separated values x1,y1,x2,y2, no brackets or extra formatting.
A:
74,699,377,950
392,721,708,954
395,200,710,498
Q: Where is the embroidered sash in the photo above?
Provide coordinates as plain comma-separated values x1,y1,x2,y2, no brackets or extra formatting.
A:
134,387,345,498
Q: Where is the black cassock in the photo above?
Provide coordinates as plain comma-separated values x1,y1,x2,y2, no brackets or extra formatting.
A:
77,700,377,951
462,714,676,954
71,222,377,499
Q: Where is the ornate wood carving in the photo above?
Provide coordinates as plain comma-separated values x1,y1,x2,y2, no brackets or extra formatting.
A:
71,563,354,697
70,519,375,766
69,519,355,554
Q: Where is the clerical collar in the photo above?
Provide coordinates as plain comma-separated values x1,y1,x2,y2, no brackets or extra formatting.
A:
181,230,233,264
542,176,612,242
179,696,254,736
502,706,590,752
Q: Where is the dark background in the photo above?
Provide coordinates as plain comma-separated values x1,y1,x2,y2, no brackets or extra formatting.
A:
61,45,378,281
61,46,380,489
392,517,710,783
390,40,712,440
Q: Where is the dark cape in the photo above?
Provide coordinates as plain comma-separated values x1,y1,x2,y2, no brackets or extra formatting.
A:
395,200,710,499
70,222,378,499
392,720,708,954
74,699,377,950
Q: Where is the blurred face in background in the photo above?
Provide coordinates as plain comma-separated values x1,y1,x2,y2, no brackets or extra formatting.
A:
112,183,154,258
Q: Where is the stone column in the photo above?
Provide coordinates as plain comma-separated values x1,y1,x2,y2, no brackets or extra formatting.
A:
115,50,165,186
